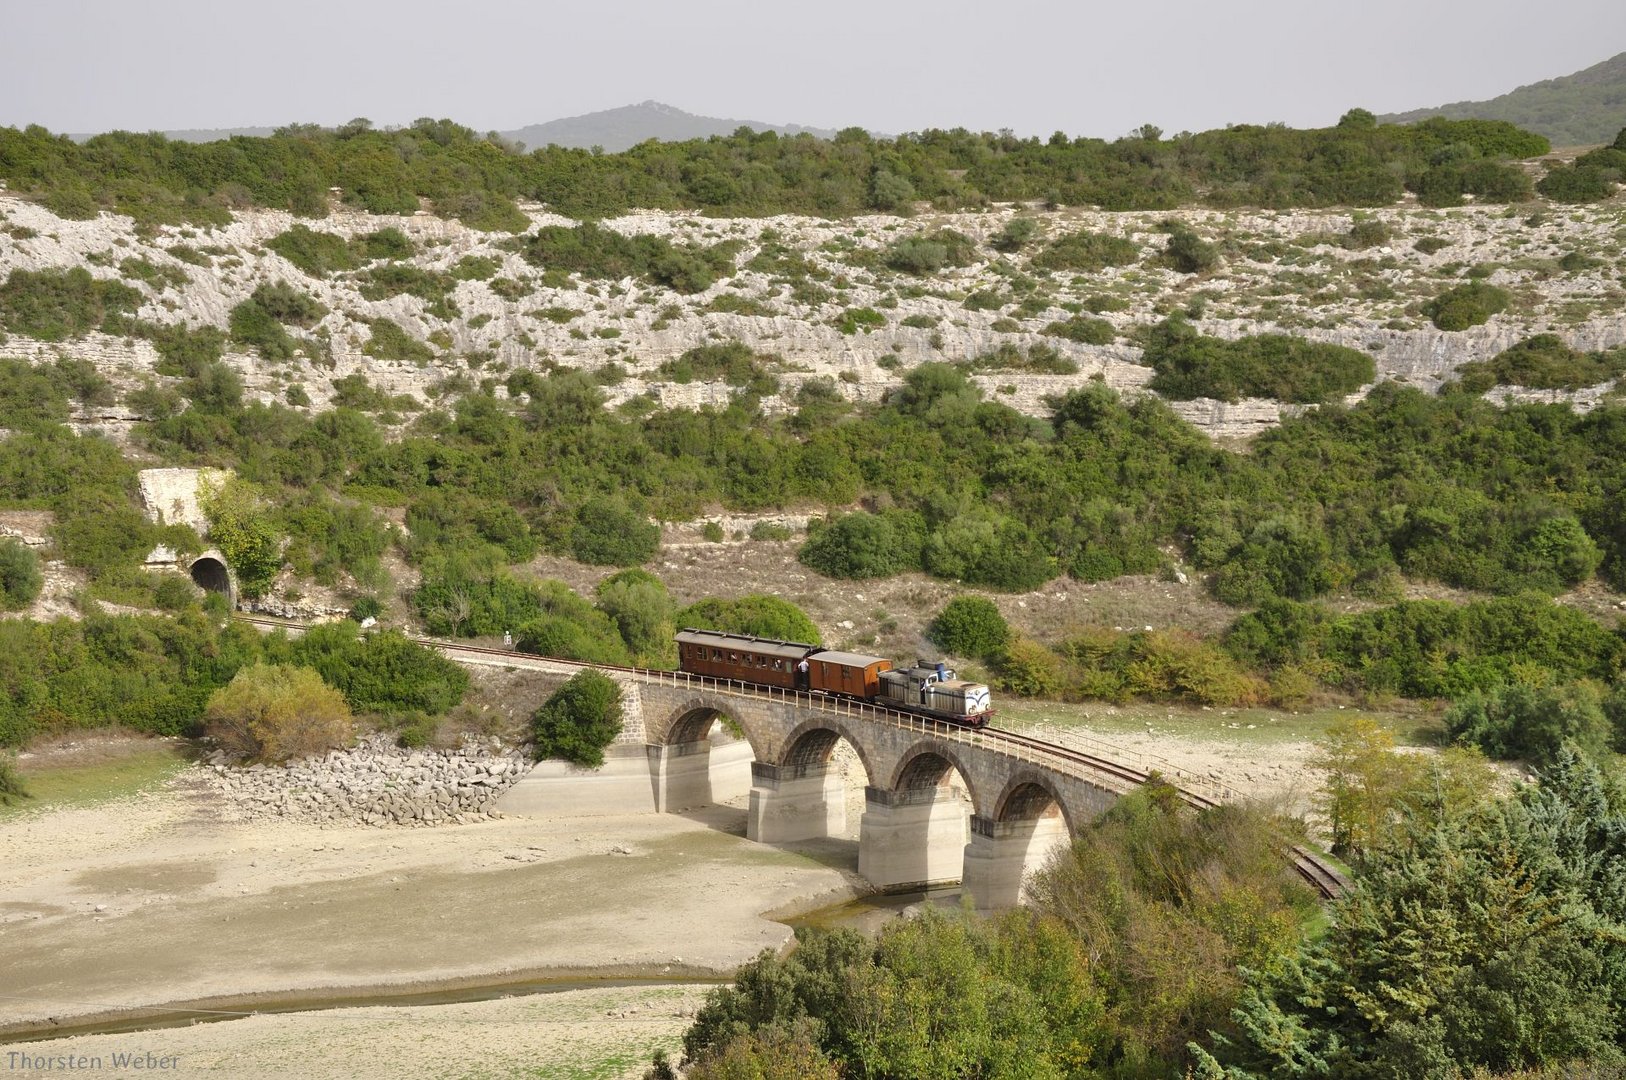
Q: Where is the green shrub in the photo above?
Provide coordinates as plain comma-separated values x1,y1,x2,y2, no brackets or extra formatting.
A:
1143,316,1375,404
0,267,142,341
1413,236,1450,254
1537,164,1615,203
835,306,887,333
517,222,738,294
676,595,821,644
529,670,623,767
1445,681,1613,766
0,752,29,805
363,318,435,365
287,623,468,715
569,496,659,566
798,511,925,579
594,569,676,666
1160,226,1218,274
1455,334,1626,391
228,297,296,361
198,477,281,598
924,511,1057,590
991,217,1039,253
1423,281,1510,331
995,635,1064,697
451,255,501,281
882,229,977,274
152,574,198,611
204,662,354,763
1041,315,1114,344
1345,219,1392,249
748,521,794,542
248,280,326,328
656,342,778,396
1030,230,1138,272
928,596,1009,659
266,225,361,277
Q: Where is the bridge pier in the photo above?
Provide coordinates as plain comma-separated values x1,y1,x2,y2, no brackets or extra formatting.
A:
647,740,713,812
961,813,1070,910
746,762,845,843
857,786,968,891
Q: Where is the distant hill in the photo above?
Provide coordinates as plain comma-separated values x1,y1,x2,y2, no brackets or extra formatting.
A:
1380,51,1626,147
500,100,839,152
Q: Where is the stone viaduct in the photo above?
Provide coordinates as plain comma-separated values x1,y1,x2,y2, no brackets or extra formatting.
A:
492,660,1222,909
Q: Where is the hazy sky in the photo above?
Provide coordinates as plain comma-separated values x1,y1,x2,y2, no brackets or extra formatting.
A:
3,0,1623,138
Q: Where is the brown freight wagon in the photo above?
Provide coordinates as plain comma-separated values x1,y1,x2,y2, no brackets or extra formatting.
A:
805,650,894,698
675,629,817,690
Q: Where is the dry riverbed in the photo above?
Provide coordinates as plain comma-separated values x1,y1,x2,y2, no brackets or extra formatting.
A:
0,719,1344,1077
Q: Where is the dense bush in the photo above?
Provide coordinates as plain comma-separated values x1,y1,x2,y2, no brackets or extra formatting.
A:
594,569,677,667
0,267,142,341
569,496,659,566
0,116,1572,233
1423,280,1510,330
204,662,353,762
1445,681,1614,765
1160,224,1218,273
198,477,281,598
797,510,924,579
0,752,29,805
1455,333,1626,391
1030,229,1138,272
1217,751,1626,1078
529,669,622,767
1041,314,1115,344
516,222,738,293
1143,315,1376,403
927,596,1009,659
881,229,976,273
1225,595,1623,699
279,622,468,716
0,537,42,610
676,594,821,644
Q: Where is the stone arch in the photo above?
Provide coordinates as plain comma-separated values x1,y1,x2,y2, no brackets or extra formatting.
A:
889,740,984,811
188,554,233,607
776,717,878,786
992,771,1077,838
656,697,766,759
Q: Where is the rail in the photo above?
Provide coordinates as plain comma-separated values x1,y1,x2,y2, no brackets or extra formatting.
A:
234,614,1349,898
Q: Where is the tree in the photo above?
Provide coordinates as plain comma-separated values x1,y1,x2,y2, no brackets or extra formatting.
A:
0,538,42,611
569,496,659,566
205,662,353,762
1312,717,1422,858
198,475,281,598
797,511,923,579
928,596,1010,659
1445,681,1614,766
530,670,623,767
595,569,676,667
676,595,821,644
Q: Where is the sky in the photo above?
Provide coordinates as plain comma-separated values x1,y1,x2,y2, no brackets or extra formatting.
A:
2,0,1623,139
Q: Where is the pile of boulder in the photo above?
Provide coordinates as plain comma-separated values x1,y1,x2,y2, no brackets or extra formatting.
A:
199,734,531,827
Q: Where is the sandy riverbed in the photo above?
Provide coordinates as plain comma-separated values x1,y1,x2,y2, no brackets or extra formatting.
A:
0,723,1331,1078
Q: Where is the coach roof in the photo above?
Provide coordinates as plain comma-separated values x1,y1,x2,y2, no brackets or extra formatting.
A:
676,628,819,661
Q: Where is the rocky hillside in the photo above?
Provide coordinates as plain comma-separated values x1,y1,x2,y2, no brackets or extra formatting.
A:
1,194,1623,442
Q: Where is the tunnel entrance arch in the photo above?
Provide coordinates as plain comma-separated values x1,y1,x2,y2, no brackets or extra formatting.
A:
188,554,233,608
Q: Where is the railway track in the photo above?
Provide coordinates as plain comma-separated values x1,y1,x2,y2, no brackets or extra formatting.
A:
234,614,1351,899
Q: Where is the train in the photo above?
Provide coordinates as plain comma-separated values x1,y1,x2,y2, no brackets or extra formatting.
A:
675,627,994,726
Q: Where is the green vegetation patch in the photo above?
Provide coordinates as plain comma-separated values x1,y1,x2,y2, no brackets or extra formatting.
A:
0,268,142,341
1143,315,1376,403
1030,229,1138,272
1422,280,1509,331
1456,333,1626,391
515,222,739,294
